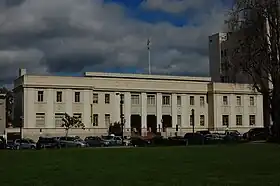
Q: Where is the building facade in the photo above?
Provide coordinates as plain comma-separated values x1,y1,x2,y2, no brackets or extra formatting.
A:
11,69,263,139
0,94,6,136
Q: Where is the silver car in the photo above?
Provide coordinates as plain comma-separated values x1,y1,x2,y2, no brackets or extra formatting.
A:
14,139,36,150
59,136,88,148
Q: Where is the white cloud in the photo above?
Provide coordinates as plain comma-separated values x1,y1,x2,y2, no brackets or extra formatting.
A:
0,0,227,85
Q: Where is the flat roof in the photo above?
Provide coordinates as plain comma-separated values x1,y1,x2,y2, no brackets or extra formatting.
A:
84,72,211,82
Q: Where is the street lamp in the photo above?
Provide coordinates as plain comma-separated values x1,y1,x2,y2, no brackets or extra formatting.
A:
116,93,125,142
191,109,195,135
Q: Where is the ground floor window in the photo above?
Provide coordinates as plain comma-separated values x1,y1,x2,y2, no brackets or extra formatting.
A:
55,113,64,128
222,115,229,126
249,115,256,125
200,115,205,126
36,113,45,128
236,115,242,126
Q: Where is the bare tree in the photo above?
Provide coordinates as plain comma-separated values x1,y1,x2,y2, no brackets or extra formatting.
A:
226,0,280,138
62,113,85,137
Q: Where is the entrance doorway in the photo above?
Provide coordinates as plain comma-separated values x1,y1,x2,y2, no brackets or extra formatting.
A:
130,115,141,136
162,115,172,132
147,115,157,134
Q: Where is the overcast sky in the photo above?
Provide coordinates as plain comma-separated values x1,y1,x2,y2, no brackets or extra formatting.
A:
0,0,229,86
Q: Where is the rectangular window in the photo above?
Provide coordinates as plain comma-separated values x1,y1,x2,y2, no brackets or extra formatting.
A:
236,96,241,106
55,113,64,128
177,96,181,106
93,93,98,104
105,94,110,104
200,115,205,126
162,95,171,105
36,113,45,127
120,94,124,103
93,114,98,126
222,115,229,126
73,113,82,121
250,96,255,106
147,94,156,105
37,91,44,102
249,115,256,125
177,115,181,126
190,115,194,126
223,96,228,105
200,96,205,107
56,91,62,102
236,115,242,126
131,94,140,105
190,96,195,105
105,114,110,127
74,92,80,103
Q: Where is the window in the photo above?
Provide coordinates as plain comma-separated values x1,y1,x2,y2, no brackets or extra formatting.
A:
162,95,171,105
177,115,181,126
250,96,255,106
105,114,110,127
105,94,110,104
56,91,62,102
177,96,181,106
249,115,256,125
190,115,194,126
120,94,124,103
222,115,229,126
200,96,205,107
37,91,44,102
200,115,205,126
93,93,98,104
190,96,195,105
236,96,241,106
93,114,98,126
55,113,64,128
223,96,228,105
131,94,140,105
73,113,82,121
74,92,80,102
147,94,156,105
236,115,242,125
36,113,45,127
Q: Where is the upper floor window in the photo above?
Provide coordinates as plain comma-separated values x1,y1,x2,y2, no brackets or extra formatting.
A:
56,91,62,102
105,94,110,104
93,93,98,104
177,96,181,106
250,96,255,106
131,94,140,105
162,95,171,105
147,94,156,105
236,96,241,106
120,94,124,103
223,96,228,105
190,96,195,105
37,91,44,102
200,96,205,107
74,92,80,103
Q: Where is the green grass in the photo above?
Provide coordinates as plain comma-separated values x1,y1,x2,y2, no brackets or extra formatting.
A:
1,144,280,186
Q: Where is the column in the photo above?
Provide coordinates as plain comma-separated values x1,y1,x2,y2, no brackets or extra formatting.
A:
124,92,131,130
181,94,187,129
65,89,73,116
171,94,177,128
83,90,91,128
46,89,54,128
114,93,121,123
141,93,147,133
156,93,162,131
230,94,235,129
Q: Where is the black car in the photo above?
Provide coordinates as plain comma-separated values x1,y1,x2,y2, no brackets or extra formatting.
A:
36,137,61,149
244,128,269,141
84,136,104,147
196,130,211,136
184,133,205,145
130,137,151,147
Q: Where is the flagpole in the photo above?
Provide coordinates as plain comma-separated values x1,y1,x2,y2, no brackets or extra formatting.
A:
147,38,151,75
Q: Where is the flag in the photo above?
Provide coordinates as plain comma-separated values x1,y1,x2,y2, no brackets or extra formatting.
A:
147,38,151,50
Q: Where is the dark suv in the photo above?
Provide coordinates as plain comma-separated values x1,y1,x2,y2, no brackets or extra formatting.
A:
244,128,269,141
36,137,61,149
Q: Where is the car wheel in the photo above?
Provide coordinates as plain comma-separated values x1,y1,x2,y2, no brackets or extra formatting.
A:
77,144,81,148
16,146,20,150
31,146,35,150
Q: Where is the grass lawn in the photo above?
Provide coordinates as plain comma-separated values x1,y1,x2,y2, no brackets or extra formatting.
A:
1,144,280,186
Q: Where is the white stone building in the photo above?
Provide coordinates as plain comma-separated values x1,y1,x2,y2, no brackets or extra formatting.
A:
10,69,263,140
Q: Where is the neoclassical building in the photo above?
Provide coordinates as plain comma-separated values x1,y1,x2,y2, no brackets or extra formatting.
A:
10,69,263,139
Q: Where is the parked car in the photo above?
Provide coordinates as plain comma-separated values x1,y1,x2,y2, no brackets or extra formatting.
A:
123,136,131,146
184,133,205,145
0,136,6,149
14,139,36,150
59,136,88,148
6,140,16,150
101,135,123,146
36,137,61,149
243,128,269,141
84,136,104,147
196,130,211,136
130,136,151,147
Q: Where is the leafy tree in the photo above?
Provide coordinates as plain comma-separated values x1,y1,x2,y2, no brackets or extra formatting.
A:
0,87,13,126
62,113,85,137
226,0,280,137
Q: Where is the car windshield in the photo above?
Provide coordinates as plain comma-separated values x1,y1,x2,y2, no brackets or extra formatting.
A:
102,136,113,140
